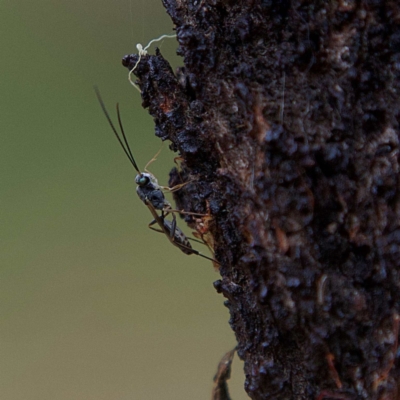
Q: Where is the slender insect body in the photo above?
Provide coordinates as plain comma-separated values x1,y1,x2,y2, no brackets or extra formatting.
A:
162,220,193,255
95,87,219,264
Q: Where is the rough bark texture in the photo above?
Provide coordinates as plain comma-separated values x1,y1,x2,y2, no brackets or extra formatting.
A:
122,1,400,399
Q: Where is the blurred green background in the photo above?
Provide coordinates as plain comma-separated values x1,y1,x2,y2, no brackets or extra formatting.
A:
1,1,247,399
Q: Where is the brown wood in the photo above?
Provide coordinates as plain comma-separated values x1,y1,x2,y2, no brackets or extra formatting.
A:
123,1,400,398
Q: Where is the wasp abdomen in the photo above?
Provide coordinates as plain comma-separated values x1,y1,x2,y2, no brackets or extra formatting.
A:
163,220,193,255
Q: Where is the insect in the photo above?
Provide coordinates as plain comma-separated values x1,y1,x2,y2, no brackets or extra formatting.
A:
95,88,219,264
146,199,218,262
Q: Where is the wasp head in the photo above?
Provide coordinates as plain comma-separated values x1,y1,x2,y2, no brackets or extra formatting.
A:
135,172,159,189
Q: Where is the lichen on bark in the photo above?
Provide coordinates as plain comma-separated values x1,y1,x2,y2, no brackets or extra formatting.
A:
122,1,400,399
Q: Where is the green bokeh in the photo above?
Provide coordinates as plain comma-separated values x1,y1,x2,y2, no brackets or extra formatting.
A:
1,1,247,399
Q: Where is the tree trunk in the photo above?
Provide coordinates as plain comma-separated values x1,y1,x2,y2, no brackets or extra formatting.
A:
122,1,400,399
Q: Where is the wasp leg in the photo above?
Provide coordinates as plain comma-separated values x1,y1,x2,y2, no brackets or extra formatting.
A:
187,236,207,245
144,143,164,173
148,219,165,234
163,206,207,217
173,156,184,182
160,181,191,193
176,245,220,264
170,213,177,239
173,156,184,166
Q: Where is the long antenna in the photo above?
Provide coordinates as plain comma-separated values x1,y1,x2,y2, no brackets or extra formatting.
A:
94,87,141,173
116,104,139,171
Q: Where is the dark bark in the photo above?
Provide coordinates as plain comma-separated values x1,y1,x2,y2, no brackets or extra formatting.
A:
122,1,400,399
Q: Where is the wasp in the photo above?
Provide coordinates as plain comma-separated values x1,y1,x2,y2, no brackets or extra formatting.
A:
146,200,217,262
95,89,219,264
